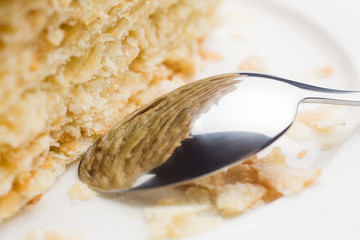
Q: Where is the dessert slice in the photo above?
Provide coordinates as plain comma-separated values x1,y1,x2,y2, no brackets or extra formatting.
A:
0,0,221,220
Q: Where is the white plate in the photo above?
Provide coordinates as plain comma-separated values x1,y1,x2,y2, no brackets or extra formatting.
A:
2,0,360,239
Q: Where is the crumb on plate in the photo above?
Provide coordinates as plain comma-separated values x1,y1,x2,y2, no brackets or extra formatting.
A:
199,48,222,61
69,182,96,201
296,105,344,132
44,231,65,240
43,229,84,240
144,205,221,240
215,183,266,216
238,54,266,72
316,67,334,78
145,147,321,239
250,147,321,195
27,194,42,205
25,229,38,240
297,149,308,159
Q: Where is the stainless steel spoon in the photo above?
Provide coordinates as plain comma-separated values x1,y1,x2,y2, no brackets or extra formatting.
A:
78,72,360,193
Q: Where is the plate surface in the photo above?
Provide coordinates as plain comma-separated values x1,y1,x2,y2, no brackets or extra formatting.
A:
2,0,360,239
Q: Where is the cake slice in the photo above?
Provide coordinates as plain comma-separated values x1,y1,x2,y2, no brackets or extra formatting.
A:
0,0,221,220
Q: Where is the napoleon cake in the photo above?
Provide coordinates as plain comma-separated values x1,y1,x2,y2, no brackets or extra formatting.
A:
0,0,221,220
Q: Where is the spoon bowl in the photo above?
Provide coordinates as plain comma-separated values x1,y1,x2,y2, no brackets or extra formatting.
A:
78,72,360,193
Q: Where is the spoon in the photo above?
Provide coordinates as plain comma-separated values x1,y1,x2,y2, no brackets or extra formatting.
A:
78,72,360,193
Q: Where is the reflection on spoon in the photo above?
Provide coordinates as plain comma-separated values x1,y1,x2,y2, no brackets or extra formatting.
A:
133,131,271,191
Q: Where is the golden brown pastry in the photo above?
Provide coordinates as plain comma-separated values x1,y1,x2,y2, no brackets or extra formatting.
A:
0,0,221,220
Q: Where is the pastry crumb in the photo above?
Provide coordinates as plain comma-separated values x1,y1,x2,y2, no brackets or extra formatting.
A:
44,231,66,240
238,54,266,72
215,183,266,216
69,182,96,201
296,106,346,132
184,186,211,204
27,194,42,205
145,147,322,239
144,205,220,240
251,147,321,195
296,149,308,159
316,67,334,78
199,48,222,61
25,229,38,240
157,197,183,206
45,230,83,240
189,146,320,200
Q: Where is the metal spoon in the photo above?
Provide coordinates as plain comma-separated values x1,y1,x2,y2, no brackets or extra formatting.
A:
78,72,360,193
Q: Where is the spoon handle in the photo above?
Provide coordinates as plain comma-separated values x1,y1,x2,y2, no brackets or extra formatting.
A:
241,72,360,106
302,90,360,106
